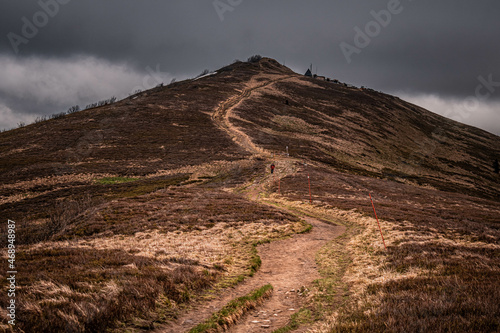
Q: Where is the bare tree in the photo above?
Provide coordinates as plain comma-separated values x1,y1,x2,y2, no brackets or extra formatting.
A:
195,69,210,78
247,55,262,63
67,105,80,113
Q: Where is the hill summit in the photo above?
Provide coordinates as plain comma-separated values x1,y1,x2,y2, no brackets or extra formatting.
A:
1,56,498,198
1,56,499,332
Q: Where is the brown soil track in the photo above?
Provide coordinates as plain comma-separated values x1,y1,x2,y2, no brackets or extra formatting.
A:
212,74,294,156
161,214,344,333
226,217,345,333
160,74,346,332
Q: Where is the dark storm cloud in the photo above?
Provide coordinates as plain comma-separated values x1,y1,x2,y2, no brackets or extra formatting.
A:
0,0,499,133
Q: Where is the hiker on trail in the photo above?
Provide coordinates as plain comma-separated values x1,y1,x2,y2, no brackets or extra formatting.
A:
494,159,499,174
270,163,275,174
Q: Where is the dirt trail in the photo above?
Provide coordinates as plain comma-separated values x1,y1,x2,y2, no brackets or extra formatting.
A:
161,215,344,333
227,217,345,333
212,74,293,156
159,74,345,332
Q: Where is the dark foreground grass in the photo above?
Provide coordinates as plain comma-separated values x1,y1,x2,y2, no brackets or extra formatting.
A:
189,284,273,333
0,184,302,332
329,241,500,332
278,167,500,332
0,247,219,332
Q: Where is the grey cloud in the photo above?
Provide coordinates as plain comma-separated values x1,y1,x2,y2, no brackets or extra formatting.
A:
0,0,499,133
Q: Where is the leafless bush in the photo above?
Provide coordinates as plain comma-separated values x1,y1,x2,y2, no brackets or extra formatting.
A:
13,250,218,332
196,69,210,78
67,105,80,114
247,54,262,63
50,112,66,119
46,195,95,238
85,97,117,109
34,115,47,123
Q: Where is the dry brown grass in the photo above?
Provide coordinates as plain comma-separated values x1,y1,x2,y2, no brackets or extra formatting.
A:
272,169,499,332
272,115,325,135
0,180,303,332
229,71,500,199
0,173,114,206
317,214,498,332
0,246,218,332
266,196,500,332
2,57,499,332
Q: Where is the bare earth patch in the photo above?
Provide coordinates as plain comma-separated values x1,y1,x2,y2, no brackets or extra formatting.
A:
160,214,344,333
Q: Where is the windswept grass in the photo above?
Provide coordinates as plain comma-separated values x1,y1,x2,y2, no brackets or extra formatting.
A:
321,220,500,332
295,203,500,333
189,284,273,333
0,247,219,333
0,184,305,332
270,166,500,333
95,176,138,184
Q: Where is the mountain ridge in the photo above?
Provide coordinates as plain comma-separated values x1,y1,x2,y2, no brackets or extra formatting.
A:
1,57,498,199
1,56,499,333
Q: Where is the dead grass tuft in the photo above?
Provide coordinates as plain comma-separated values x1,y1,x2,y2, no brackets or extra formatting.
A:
189,284,273,333
293,199,499,333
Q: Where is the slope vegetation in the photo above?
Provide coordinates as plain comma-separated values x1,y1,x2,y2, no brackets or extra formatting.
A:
0,57,498,332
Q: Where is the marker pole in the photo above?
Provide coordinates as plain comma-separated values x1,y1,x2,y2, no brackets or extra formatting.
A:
308,173,312,204
369,193,387,250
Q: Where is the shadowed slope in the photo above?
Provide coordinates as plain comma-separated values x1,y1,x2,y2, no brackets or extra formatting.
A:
225,61,500,199
1,57,498,198
0,57,499,333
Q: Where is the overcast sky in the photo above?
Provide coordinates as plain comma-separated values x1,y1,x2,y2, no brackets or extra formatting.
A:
1,0,499,135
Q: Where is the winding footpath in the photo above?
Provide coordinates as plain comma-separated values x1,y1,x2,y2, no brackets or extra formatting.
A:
162,74,345,332
211,74,293,156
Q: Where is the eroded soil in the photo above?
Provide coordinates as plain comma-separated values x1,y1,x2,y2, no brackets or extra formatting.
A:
161,215,344,332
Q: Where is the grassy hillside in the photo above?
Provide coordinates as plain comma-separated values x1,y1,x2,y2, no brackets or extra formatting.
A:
227,62,499,199
0,57,498,332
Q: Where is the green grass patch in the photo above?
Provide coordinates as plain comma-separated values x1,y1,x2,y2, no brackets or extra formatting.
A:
272,308,313,333
189,284,273,333
248,244,262,276
216,242,262,290
96,176,138,184
110,175,190,198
